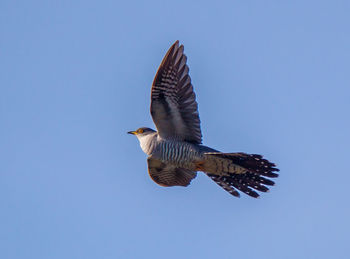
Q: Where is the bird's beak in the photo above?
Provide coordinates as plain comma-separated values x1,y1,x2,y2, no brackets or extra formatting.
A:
128,131,137,135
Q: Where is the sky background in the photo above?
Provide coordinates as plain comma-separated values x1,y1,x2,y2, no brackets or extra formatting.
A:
1,1,349,258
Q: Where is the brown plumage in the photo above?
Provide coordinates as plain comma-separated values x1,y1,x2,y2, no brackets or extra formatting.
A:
203,153,279,198
147,157,197,187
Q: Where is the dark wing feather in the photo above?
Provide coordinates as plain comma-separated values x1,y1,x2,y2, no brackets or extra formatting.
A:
151,41,202,144
147,157,197,187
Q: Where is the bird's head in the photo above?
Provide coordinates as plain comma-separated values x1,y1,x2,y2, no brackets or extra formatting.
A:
127,127,156,139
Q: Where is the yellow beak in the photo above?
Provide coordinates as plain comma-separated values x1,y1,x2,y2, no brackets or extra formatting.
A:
127,131,137,135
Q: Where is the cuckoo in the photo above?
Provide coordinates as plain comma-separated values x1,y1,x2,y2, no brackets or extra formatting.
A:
128,41,279,198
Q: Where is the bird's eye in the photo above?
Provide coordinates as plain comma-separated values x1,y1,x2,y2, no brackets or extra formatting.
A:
138,129,144,133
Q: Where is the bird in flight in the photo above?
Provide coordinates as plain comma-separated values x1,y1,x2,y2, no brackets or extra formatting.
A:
128,41,279,198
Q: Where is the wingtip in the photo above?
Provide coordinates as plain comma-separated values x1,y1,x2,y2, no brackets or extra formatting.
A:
171,40,180,49
173,40,185,50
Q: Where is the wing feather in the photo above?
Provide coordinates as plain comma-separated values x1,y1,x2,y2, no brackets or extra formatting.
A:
147,157,197,187
151,41,202,144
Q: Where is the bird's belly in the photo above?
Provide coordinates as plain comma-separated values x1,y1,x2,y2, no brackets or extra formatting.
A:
152,141,203,170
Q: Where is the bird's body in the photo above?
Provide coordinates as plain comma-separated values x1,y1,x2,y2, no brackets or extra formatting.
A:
136,130,216,169
149,137,204,169
128,41,279,198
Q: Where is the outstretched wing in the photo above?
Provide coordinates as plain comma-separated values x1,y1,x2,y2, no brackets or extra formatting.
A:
147,157,197,187
151,40,202,144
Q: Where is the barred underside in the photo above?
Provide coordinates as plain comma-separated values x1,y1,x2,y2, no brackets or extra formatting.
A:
156,139,200,168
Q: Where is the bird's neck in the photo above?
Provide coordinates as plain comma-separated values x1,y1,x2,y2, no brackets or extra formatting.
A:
138,133,157,155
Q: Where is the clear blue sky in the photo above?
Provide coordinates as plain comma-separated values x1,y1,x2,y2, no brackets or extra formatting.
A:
1,1,349,258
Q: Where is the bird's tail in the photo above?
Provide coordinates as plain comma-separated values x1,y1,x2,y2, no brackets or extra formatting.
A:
197,152,279,198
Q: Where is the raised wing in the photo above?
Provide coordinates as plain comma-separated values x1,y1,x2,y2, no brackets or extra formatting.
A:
151,41,202,144
147,157,197,187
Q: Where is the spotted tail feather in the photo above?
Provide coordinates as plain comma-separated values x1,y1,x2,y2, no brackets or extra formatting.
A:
203,152,279,198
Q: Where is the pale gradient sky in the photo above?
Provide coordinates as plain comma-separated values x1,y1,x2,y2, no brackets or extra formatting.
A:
1,1,349,258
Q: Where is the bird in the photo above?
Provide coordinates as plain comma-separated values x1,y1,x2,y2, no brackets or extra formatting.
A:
128,41,279,198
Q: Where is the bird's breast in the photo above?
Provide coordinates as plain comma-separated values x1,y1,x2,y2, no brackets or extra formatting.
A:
152,140,202,168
